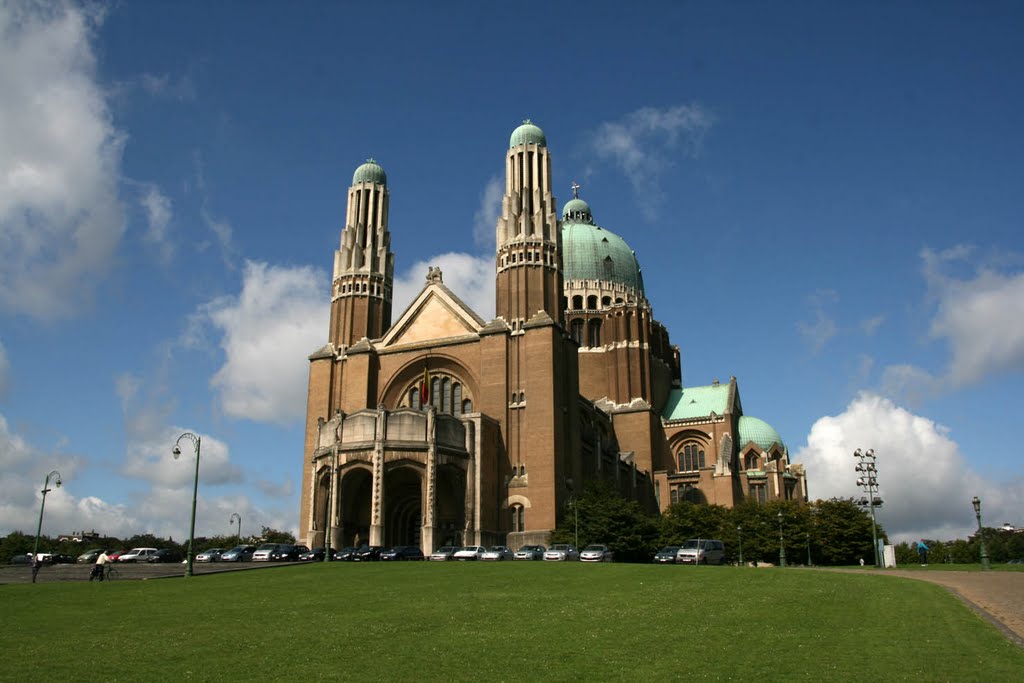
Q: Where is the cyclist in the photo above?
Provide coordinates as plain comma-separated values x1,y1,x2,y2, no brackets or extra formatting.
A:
90,550,111,581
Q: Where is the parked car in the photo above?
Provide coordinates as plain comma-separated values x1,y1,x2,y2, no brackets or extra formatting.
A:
513,545,546,561
543,544,579,561
453,546,487,561
352,545,383,562
9,553,32,566
106,550,127,561
195,548,225,563
77,549,105,564
653,546,680,564
252,544,278,561
334,546,357,561
219,545,256,562
118,547,160,563
299,547,326,561
51,554,75,564
480,546,514,561
580,544,613,562
429,546,458,561
380,546,425,561
270,544,306,561
676,539,725,565
146,548,181,563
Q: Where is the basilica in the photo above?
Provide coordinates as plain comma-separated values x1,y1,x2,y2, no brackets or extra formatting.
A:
299,121,807,552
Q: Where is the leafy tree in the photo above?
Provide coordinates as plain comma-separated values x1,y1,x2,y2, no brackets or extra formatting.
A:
259,526,296,544
548,480,659,562
809,498,877,566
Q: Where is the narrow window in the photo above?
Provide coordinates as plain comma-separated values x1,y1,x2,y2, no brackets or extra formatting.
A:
571,319,584,344
453,384,462,416
588,319,602,347
587,295,598,309
572,295,583,309
462,399,473,413
431,377,441,409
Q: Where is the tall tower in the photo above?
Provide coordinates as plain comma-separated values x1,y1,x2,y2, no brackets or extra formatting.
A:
328,159,395,348
495,120,563,326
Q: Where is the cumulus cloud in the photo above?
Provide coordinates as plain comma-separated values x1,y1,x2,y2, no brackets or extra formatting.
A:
794,392,1022,541
588,104,714,219
393,252,495,322
472,175,502,251
880,247,1024,402
122,426,242,488
204,261,328,424
0,1,126,319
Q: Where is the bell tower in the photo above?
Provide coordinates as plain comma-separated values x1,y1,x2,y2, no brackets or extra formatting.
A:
328,159,395,348
494,120,563,326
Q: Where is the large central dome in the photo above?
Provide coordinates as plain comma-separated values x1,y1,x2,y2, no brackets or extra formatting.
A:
561,199,644,294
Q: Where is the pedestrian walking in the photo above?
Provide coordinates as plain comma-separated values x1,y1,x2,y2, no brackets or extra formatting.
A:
916,539,930,565
30,554,41,583
90,550,111,581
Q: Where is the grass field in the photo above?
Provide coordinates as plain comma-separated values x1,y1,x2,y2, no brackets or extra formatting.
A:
3,563,1022,681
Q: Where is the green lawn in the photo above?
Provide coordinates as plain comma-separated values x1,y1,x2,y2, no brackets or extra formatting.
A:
3,563,1022,681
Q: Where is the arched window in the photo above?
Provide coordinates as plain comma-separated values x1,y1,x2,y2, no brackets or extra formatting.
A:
409,388,420,410
678,443,706,472
412,374,471,416
570,319,584,344
442,378,451,413
431,377,441,410
453,384,462,416
745,453,759,470
587,295,598,309
462,398,473,413
603,256,614,279
588,319,602,347
519,392,525,403
510,504,525,532
602,296,611,307
572,295,583,309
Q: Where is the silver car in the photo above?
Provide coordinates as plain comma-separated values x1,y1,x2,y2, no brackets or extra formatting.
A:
543,544,579,561
479,546,514,561
219,545,255,562
676,539,725,565
580,544,613,562
513,545,546,561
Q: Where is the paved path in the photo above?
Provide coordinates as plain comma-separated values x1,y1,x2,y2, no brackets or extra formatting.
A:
839,569,1024,648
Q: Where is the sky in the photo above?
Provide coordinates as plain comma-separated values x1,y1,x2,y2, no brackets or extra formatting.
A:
1,1,1022,546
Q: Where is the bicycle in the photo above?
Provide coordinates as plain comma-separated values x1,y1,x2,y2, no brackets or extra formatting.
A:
104,564,120,580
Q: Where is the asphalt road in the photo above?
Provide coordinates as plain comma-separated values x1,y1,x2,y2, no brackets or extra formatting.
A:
0,560,305,584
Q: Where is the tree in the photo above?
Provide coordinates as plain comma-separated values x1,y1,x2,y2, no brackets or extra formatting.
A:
548,480,659,562
259,527,296,544
809,498,878,566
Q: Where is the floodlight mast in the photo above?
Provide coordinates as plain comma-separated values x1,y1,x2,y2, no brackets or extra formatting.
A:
854,448,882,568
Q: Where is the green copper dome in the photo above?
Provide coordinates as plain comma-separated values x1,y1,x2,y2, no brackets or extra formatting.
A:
737,416,785,452
352,159,387,186
509,120,546,148
561,200,644,293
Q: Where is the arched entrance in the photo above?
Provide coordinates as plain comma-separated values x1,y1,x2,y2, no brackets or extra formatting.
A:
339,467,372,548
384,465,423,547
435,464,467,548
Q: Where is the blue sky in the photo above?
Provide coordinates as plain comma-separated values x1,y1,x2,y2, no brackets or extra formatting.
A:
2,1,1022,544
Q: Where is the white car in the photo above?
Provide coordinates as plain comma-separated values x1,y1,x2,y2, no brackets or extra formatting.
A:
118,547,159,563
195,548,225,562
543,544,579,561
453,546,486,561
675,539,725,565
580,544,613,562
429,546,458,561
479,546,514,561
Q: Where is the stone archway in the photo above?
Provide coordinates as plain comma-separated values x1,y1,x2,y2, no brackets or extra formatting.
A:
339,467,372,548
435,464,467,548
384,466,423,547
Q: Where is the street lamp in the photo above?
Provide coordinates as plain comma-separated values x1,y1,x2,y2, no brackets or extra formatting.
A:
324,451,336,562
230,513,242,546
737,525,744,566
32,470,62,583
806,532,812,567
854,448,882,568
777,511,786,568
172,432,202,578
971,496,990,570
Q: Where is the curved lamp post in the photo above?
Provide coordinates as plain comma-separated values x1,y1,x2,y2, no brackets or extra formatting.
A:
32,470,62,583
230,513,242,546
971,496,990,570
172,432,201,578
777,511,786,568
736,525,743,566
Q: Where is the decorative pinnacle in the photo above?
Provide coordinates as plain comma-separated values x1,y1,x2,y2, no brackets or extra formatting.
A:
571,181,581,199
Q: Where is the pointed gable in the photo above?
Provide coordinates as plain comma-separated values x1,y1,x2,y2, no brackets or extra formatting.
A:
380,281,486,348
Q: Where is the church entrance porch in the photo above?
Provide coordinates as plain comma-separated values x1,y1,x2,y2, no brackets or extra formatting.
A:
384,465,423,547
338,467,372,549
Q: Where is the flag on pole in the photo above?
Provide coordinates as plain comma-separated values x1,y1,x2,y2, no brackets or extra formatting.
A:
420,365,430,405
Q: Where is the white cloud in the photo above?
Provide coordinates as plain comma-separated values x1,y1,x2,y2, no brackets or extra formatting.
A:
140,72,196,101
123,426,242,488
472,175,502,251
205,261,328,424
0,1,126,319
0,339,8,396
796,289,839,353
794,392,1022,542
861,315,885,336
589,104,714,219
393,252,495,322
139,184,174,264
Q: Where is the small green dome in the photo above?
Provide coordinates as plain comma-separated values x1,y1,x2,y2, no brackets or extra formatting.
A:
562,201,644,294
738,416,785,453
562,198,592,223
352,159,387,186
509,120,546,148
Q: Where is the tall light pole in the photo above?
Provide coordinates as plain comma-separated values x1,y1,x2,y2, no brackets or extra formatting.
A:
173,432,201,578
736,525,743,566
777,511,786,568
230,513,242,546
324,450,336,562
806,532,812,566
854,448,882,568
971,496,990,570
32,470,62,583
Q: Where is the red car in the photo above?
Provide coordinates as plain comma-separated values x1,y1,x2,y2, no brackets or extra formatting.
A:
106,550,127,561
